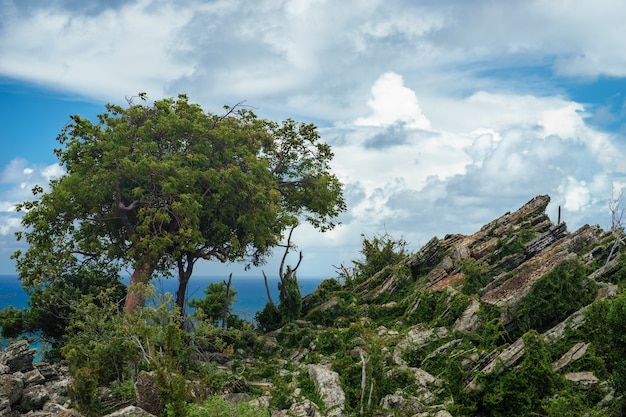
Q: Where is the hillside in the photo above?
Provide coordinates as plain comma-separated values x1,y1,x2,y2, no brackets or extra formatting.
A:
3,194,626,416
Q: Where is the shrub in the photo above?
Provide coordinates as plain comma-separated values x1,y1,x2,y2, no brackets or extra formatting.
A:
166,395,270,417
515,259,597,333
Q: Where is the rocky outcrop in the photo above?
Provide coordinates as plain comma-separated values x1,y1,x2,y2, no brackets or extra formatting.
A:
0,341,71,416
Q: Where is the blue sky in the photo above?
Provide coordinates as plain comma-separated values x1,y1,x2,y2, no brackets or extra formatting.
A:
1,0,626,278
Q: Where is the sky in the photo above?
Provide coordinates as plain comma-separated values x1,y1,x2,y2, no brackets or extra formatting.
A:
1,0,626,280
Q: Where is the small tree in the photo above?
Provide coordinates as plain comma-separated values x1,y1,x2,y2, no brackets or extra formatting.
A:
188,281,237,327
352,233,408,281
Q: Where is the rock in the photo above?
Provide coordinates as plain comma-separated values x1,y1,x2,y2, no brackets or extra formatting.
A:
564,371,600,389
0,364,9,375
553,342,589,371
103,405,156,417
23,368,46,386
308,364,345,416
34,363,59,381
453,299,481,333
288,399,322,417
19,384,49,411
0,397,11,417
57,409,85,417
134,371,162,417
393,325,448,366
0,374,24,406
1,340,36,373
413,368,440,388
380,389,425,414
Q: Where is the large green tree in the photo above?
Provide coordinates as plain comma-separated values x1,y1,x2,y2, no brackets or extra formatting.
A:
13,94,345,313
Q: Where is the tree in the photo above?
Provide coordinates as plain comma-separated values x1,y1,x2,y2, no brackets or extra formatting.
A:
13,94,346,313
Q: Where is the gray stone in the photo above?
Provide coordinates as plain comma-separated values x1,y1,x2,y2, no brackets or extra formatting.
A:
23,368,46,386
134,371,162,417
453,299,481,333
34,363,58,381
0,374,24,406
103,405,156,417
0,397,10,417
1,340,36,373
19,384,49,411
288,399,322,417
380,389,425,414
308,364,345,416
564,371,600,389
553,342,588,371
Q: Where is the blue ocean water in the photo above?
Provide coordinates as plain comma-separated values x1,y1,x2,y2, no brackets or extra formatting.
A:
0,274,325,319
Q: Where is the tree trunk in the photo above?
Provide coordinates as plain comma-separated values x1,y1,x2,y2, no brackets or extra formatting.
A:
124,259,157,314
176,255,194,312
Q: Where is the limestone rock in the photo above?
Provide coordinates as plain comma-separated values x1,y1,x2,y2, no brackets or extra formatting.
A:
0,373,23,407
57,409,85,417
308,364,345,416
23,368,46,386
19,384,49,411
134,371,162,417
103,405,156,417
564,371,600,389
0,397,11,417
380,389,425,414
1,340,36,373
287,399,322,417
453,299,481,333
553,342,588,371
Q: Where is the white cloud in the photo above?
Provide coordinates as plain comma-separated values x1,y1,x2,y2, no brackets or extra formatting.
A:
560,177,591,212
354,72,431,129
0,0,196,101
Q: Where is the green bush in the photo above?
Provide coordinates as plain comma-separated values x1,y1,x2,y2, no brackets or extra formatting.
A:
352,233,408,283
460,259,489,295
515,259,597,333
460,331,559,416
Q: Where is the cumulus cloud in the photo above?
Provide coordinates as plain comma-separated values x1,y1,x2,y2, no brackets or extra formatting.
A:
354,72,431,129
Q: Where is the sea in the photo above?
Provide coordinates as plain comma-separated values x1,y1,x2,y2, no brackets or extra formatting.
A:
0,274,326,355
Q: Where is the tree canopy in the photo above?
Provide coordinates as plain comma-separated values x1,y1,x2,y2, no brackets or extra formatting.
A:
13,94,346,313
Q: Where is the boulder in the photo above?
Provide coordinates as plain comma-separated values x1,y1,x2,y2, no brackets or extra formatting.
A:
287,399,322,417
564,372,600,389
1,340,36,373
134,371,162,417
57,409,85,417
19,384,49,411
453,299,481,333
308,364,345,416
380,389,425,414
23,368,46,386
0,373,23,407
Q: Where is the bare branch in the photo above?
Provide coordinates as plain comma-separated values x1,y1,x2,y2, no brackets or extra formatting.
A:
606,192,626,267
210,100,247,129
262,270,275,306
